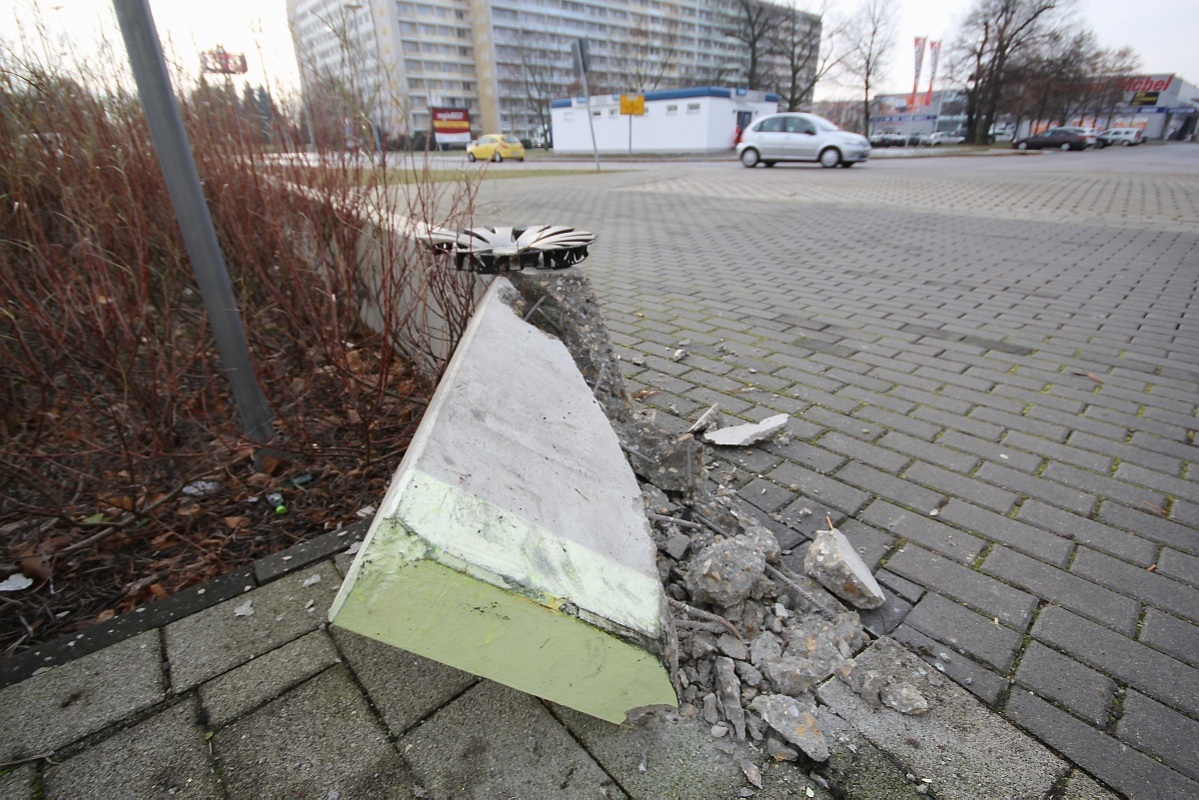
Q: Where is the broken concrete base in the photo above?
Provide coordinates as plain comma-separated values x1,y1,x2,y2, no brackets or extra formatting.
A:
329,275,676,724
804,527,886,610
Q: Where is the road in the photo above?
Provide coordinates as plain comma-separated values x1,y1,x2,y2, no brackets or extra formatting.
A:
468,143,1199,798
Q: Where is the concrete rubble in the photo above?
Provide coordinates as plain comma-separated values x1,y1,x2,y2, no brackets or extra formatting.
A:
702,413,790,447
804,526,887,610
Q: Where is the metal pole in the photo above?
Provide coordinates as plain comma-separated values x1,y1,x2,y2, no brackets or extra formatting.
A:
628,112,632,156
580,71,600,172
112,0,274,444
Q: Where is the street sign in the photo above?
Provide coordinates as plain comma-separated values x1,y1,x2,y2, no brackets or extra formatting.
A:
620,94,645,116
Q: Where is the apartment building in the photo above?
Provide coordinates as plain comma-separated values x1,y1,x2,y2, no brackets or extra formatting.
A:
287,0,819,144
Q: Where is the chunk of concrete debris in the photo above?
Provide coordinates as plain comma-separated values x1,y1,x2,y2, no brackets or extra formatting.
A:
804,527,886,610
761,656,827,697
749,694,829,761
715,657,747,740
687,404,722,434
702,414,789,447
685,538,767,608
881,680,929,715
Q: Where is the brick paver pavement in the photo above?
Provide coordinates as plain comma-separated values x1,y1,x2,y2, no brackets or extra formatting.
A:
470,145,1199,798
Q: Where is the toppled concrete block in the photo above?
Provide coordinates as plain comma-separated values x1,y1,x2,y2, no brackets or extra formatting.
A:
702,414,788,447
749,694,829,762
685,539,767,608
329,277,676,724
804,527,886,610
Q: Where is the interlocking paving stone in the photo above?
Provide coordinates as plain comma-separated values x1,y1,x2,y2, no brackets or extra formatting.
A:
1006,691,1199,800
767,462,871,516
816,431,912,473
974,462,1097,515
1067,431,1185,475
937,500,1074,566
1058,769,1122,800
1115,461,1199,503
889,624,1007,706
876,430,980,473
903,462,1020,514
982,546,1141,635
887,544,1037,629
859,499,986,563
903,591,1024,673
1013,642,1116,728
1157,547,1199,587
199,630,341,728
1116,689,1199,782
1071,547,1199,620
1096,501,1199,555
1138,608,1199,668
166,562,342,692
0,630,163,762
403,681,621,799
1032,605,1199,718
42,699,220,799
834,462,945,515
1015,500,1158,566
1042,462,1170,511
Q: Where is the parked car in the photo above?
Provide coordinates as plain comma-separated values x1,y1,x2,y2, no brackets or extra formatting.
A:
1012,129,1088,151
920,130,967,146
1096,128,1144,147
869,131,908,147
738,112,871,168
467,134,526,162
1054,126,1098,148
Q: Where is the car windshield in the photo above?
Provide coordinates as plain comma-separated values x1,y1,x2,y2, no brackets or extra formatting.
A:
504,136,520,144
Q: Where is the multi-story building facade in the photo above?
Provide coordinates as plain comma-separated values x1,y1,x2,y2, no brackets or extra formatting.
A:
287,0,819,145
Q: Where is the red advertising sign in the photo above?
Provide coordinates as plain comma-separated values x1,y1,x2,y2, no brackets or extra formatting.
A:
200,48,248,75
431,107,471,143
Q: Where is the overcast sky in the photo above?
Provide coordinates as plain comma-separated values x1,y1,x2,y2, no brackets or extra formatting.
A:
3,0,1195,101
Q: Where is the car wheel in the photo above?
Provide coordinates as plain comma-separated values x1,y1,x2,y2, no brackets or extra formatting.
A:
1121,140,1132,146
764,161,777,167
739,148,761,168
1060,142,1071,151
492,152,503,162
819,148,841,168
467,152,476,162
841,161,855,168
1016,141,1028,150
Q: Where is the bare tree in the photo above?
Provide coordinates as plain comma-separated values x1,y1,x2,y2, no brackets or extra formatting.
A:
501,43,562,146
839,0,898,134
723,0,782,91
770,3,837,111
610,22,679,93
951,0,1072,143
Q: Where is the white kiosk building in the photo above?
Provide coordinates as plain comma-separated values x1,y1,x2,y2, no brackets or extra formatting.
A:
551,87,781,155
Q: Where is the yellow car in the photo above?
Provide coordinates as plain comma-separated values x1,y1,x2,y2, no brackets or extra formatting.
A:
466,134,526,163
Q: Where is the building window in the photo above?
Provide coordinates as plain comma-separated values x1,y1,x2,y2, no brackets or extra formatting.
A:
666,104,678,115
687,103,700,113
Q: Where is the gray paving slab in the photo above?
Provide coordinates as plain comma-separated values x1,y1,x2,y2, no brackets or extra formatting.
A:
331,627,477,735
816,637,1067,800
165,561,342,691
42,698,220,799
0,629,163,762
198,629,341,727
212,666,414,799
401,680,623,799
0,764,36,800
555,704,834,800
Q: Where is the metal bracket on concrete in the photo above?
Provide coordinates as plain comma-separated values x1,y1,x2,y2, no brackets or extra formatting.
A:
415,223,597,273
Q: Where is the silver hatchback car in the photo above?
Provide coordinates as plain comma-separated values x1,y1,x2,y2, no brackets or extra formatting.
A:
737,112,871,168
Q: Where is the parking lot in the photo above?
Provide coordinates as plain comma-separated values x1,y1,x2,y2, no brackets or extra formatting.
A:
470,143,1199,797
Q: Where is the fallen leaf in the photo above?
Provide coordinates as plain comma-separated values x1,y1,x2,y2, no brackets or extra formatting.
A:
259,455,287,476
149,583,168,600
95,609,116,623
631,389,660,400
222,516,250,531
20,555,50,581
